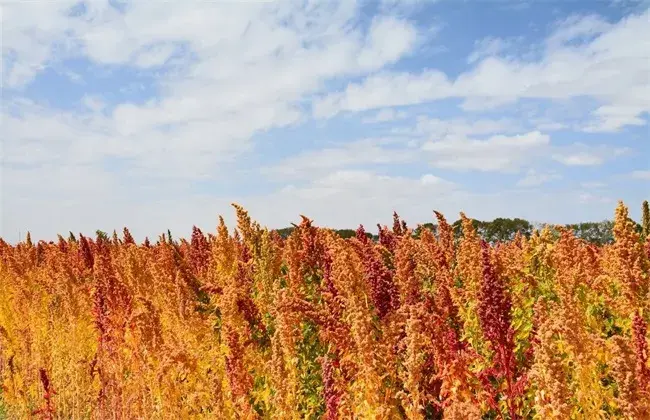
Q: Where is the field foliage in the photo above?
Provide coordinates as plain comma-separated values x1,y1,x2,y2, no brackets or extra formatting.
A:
1,201,649,419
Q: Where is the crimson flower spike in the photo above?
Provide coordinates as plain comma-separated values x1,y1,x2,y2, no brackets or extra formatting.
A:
122,227,135,245
478,240,512,345
377,224,398,253
356,224,368,243
79,234,94,270
32,368,55,419
392,211,403,236
322,355,342,420
190,226,210,275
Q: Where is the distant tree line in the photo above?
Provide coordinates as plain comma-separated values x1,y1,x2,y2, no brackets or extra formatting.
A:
86,200,649,248
272,200,650,246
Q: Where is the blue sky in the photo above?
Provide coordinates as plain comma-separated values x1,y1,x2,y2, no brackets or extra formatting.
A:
1,0,649,241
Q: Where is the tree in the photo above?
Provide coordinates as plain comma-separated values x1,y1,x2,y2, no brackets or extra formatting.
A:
566,221,614,245
452,218,482,239
481,218,533,243
413,223,437,239
451,218,532,243
274,227,295,239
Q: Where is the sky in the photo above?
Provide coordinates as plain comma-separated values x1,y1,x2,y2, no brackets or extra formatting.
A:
1,0,649,242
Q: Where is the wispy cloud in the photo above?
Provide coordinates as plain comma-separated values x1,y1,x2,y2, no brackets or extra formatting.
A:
517,169,562,187
362,108,409,123
630,170,650,180
421,131,550,172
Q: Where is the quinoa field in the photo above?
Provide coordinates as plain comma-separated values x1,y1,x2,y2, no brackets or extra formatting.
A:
0,201,649,419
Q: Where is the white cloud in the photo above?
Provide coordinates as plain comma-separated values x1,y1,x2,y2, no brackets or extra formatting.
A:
132,43,178,68
545,14,612,48
516,169,562,187
313,70,452,118
420,173,448,186
581,181,608,189
421,131,550,172
2,100,269,179
262,137,415,180
81,95,106,112
467,36,517,64
553,153,604,166
578,192,613,204
2,1,79,87
265,169,459,227
2,1,424,180
552,143,630,166
357,16,417,70
362,108,408,123
264,118,627,182
313,9,650,131
379,0,428,13
292,170,456,197
412,116,521,137
532,120,569,131
630,170,650,180
582,104,648,132
416,128,625,173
